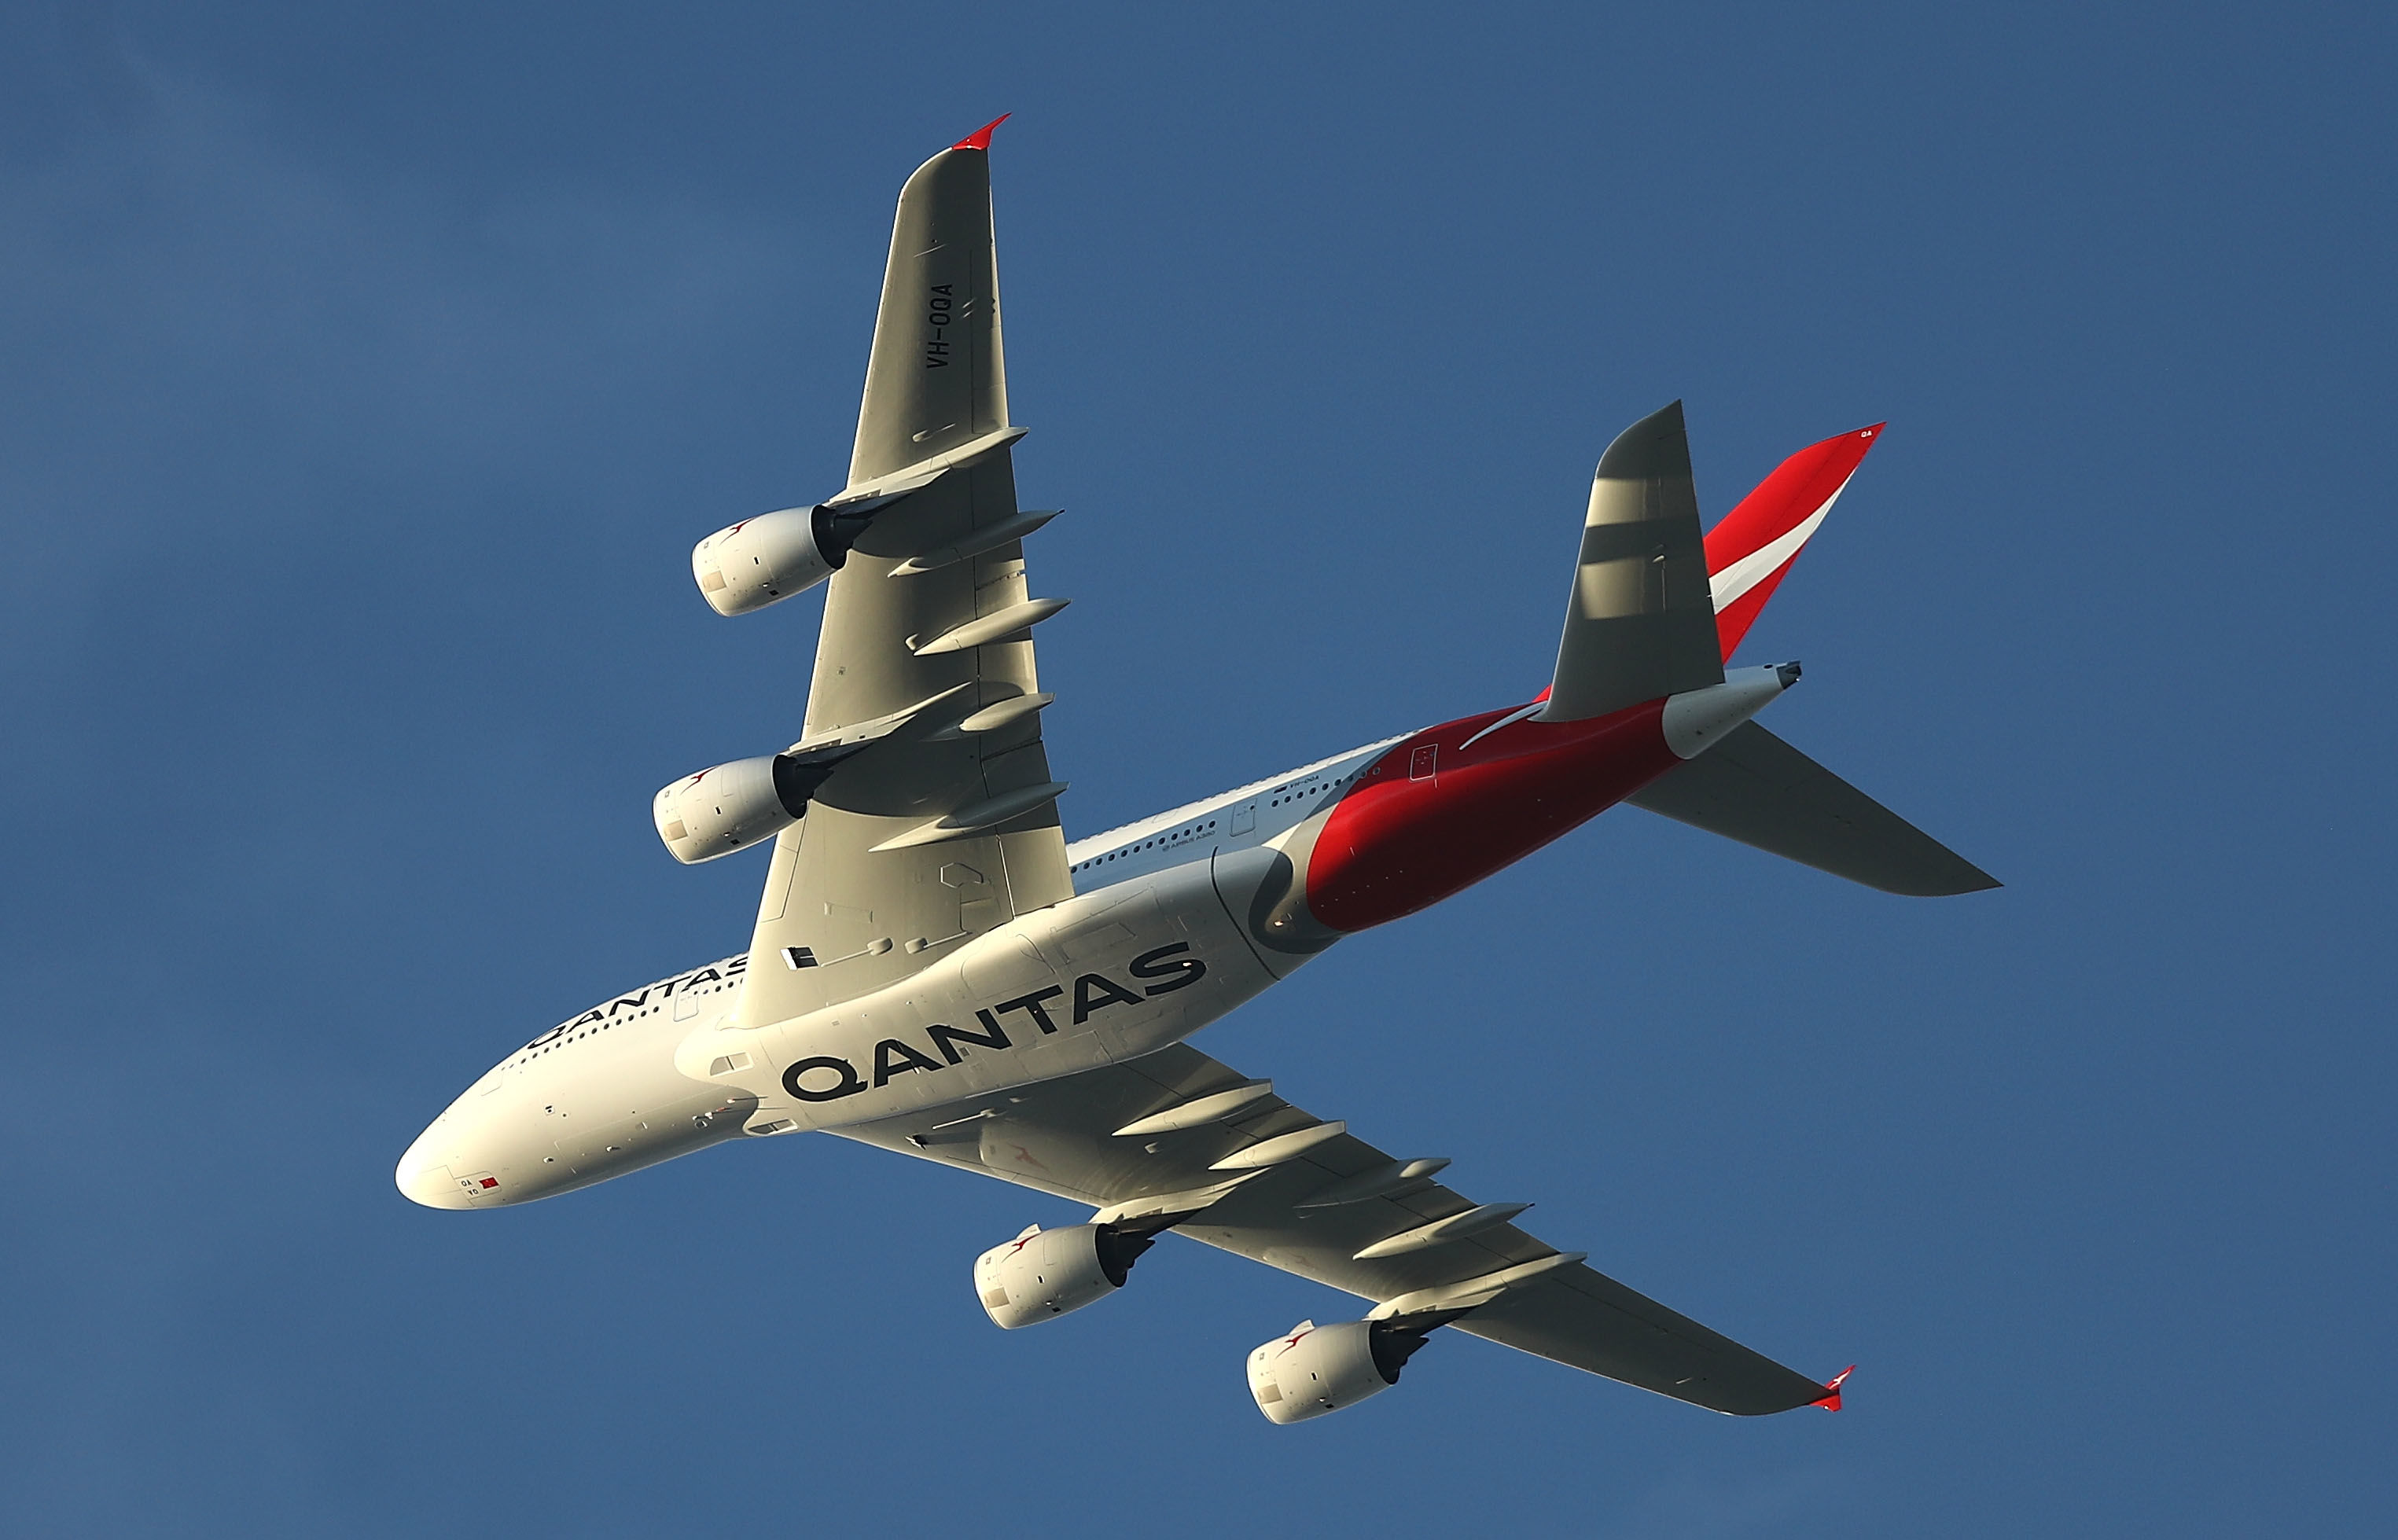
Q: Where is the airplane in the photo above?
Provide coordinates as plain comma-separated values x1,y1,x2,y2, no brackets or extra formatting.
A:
395,116,1995,1425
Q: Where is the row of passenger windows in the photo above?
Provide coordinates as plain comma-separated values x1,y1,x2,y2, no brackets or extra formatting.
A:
1069,770,1360,876
512,981,737,1065
1270,770,1355,808
1072,819,1219,873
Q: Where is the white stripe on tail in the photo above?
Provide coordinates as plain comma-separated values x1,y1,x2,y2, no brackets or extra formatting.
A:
1703,424,1885,660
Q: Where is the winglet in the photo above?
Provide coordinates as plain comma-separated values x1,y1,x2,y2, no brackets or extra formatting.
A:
1811,1365,1856,1411
953,115,1010,151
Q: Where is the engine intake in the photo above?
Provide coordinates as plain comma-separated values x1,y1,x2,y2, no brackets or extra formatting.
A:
691,502,882,617
653,753,836,865
1245,1317,1444,1424
973,1222,1161,1329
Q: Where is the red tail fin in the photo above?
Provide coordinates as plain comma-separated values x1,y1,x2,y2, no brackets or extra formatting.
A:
1705,425,1885,660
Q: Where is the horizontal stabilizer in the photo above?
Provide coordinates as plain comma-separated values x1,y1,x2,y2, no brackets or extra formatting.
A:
1626,722,1997,895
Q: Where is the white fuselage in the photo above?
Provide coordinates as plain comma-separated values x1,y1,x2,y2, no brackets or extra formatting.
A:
395,739,1399,1211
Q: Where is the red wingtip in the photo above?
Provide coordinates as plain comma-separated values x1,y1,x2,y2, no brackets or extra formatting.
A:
952,115,1010,152
1856,422,1888,441
1811,1365,1856,1411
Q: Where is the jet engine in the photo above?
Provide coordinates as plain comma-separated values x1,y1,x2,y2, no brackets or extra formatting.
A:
691,502,882,617
973,1222,1162,1329
652,755,820,864
1245,1317,1443,1424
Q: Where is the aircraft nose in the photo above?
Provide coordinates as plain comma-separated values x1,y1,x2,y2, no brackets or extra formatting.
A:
395,1157,473,1210
395,1119,480,1211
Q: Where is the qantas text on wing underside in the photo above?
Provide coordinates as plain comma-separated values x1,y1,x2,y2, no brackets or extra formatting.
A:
396,117,1991,1425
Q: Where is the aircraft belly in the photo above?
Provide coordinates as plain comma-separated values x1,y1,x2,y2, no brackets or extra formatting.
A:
686,857,1287,1132
550,1090,722,1178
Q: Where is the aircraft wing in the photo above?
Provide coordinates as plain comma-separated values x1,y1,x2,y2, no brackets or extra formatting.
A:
829,1042,1839,1416
737,125,1076,1030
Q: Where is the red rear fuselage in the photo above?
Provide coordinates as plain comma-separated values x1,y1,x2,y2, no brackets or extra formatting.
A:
1304,696,1683,934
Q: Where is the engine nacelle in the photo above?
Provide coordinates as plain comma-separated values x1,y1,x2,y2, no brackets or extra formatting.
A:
652,755,811,864
1245,1318,1434,1424
973,1223,1156,1329
691,506,844,616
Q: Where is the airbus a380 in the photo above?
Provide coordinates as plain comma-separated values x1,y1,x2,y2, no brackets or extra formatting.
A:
397,118,1995,1424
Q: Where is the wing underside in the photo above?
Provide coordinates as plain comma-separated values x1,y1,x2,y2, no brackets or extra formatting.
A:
736,135,1074,1030
829,1043,1835,1417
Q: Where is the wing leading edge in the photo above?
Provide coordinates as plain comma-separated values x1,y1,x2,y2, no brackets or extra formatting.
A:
829,1043,1837,1417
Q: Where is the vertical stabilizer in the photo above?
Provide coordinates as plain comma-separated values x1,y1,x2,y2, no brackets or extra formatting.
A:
1536,402,1725,722
1704,425,1883,660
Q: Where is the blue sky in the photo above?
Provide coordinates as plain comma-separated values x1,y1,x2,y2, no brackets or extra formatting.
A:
2,3,2390,1535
